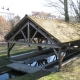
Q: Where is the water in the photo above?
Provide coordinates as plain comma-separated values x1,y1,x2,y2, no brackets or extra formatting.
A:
0,50,78,80
27,52,66,67
0,52,66,80
27,55,57,67
0,70,25,80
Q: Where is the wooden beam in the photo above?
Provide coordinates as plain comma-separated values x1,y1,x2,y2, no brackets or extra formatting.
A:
28,21,30,42
9,43,15,51
30,22,57,45
59,48,62,71
53,49,59,57
37,38,43,50
21,30,27,40
7,43,15,58
33,39,36,43
10,22,28,40
45,39,48,44
7,43,10,58
30,31,37,42
8,41,60,48
38,38,43,43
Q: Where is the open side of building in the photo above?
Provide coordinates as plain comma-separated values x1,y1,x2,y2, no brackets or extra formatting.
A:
4,15,80,70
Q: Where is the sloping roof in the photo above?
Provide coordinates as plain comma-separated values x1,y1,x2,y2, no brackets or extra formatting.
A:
29,15,80,43
5,15,80,43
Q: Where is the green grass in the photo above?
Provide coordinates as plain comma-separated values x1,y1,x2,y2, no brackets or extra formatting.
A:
9,56,80,80
0,44,37,66
10,45,37,56
0,44,80,80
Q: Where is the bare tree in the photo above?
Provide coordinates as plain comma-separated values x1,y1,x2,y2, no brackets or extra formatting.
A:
45,0,64,15
69,0,80,22
45,0,69,22
46,0,80,22
9,15,20,29
0,16,10,41
64,0,69,22
14,15,20,22
9,18,15,29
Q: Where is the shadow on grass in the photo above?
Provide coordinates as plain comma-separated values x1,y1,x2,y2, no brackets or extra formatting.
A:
11,49,37,56
9,69,55,80
25,70,52,80
0,55,12,66
0,49,37,67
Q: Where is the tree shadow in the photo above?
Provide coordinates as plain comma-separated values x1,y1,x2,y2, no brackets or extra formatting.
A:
24,69,58,80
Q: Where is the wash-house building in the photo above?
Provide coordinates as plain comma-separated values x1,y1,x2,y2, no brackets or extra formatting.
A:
4,15,80,70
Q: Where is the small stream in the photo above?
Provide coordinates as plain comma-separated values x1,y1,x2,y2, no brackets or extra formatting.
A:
0,55,58,80
0,50,77,80
0,70,25,80
27,55,57,67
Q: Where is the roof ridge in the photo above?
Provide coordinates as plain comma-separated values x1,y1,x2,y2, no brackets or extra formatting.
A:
28,15,73,24
28,15,55,20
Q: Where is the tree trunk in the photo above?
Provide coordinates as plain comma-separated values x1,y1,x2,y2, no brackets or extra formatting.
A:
64,0,69,22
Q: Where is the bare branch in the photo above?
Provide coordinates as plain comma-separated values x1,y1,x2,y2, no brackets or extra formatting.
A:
59,0,64,4
45,0,64,15
69,0,80,22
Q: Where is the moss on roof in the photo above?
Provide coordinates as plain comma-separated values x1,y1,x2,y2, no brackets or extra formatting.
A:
29,16,80,43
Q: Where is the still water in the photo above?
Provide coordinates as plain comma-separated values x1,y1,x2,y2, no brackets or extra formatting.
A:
0,70,25,80
0,52,66,80
27,52,66,67
28,55,57,67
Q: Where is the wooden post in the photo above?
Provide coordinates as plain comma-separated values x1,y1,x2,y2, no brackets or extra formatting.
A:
28,21,30,42
59,47,62,71
7,42,10,58
37,38,43,50
45,38,48,44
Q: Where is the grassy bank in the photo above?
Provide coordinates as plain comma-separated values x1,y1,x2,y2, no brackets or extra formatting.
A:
0,45,80,80
0,44,37,66
9,55,80,80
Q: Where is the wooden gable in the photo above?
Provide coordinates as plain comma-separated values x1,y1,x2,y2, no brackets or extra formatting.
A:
4,15,60,49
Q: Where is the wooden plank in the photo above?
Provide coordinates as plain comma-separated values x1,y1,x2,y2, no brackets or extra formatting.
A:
24,52,54,64
7,63,42,74
8,41,60,48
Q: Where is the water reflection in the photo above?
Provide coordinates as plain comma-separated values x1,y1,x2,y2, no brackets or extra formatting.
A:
28,55,57,67
0,73,14,80
0,70,25,80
